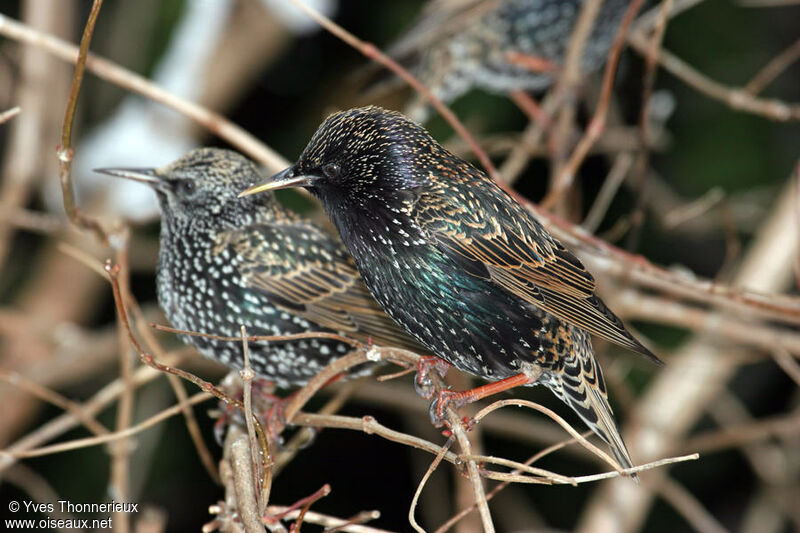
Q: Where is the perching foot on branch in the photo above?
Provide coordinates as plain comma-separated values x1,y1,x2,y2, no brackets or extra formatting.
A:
428,373,538,428
414,355,451,399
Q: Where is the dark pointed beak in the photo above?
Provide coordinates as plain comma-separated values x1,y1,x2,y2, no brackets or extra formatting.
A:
94,167,162,187
238,166,317,198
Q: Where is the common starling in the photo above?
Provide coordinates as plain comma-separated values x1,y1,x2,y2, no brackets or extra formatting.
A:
374,0,628,119
96,147,419,388
241,106,661,473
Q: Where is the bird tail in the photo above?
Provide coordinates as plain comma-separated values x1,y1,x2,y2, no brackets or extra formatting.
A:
547,333,638,482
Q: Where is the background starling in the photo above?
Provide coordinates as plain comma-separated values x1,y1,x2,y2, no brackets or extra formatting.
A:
97,147,419,388
371,0,628,119
242,106,662,472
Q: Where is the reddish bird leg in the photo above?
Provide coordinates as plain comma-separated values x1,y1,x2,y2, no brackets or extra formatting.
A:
430,373,536,427
414,355,451,399
215,374,347,446
261,372,347,446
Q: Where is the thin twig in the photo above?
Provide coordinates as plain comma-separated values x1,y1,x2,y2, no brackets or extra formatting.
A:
263,507,391,533
110,232,134,532
543,0,645,210
627,26,800,121
582,152,634,232
472,399,623,474
743,37,800,96
680,408,800,454
657,477,729,533
612,288,800,356
770,348,800,386
55,0,109,244
241,325,271,515
0,347,195,474
283,0,499,181
0,106,21,124
0,370,108,436
409,436,454,533
626,0,673,251
128,299,220,483
0,12,288,171
1,392,212,459
548,0,605,213
230,434,267,533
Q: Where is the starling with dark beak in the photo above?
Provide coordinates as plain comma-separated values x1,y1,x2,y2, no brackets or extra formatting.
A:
97,147,419,388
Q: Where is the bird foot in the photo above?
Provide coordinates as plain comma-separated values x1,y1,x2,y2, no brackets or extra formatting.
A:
414,356,451,399
213,377,293,447
427,372,535,428
428,389,469,428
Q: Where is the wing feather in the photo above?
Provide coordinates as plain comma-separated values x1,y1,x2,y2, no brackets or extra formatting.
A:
219,222,422,351
413,168,661,364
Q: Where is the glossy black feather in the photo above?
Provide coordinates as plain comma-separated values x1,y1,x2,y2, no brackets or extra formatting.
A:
263,106,658,469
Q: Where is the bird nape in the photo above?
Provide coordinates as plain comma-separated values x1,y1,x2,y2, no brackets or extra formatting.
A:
241,106,662,479
95,147,420,390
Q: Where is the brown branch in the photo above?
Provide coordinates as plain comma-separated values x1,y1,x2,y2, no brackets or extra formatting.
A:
657,477,729,533
240,326,271,515
543,0,645,210
743,37,800,96
283,0,499,181
472,399,623,474
110,232,133,531
2,392,212,459
230,434,267,533
679,408,800,454
582,152,634,232
0,105,21,124
0,370,108,436
262,507,390,533
528,196,800,327
0,12,288,171
611,289,800,356
547,0,605,213
409,436,454,533
627,26,800,121
128,301,220,483
626,0,673,251
0,347,194,474
55,0,109,244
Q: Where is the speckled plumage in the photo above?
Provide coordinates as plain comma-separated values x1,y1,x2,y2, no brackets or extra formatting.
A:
245,107,662,471
384,0,628,118
98,148,419,388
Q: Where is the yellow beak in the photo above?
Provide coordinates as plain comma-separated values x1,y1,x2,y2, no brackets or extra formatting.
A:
238,166,315,197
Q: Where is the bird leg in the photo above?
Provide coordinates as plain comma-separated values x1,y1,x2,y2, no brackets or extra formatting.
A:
259,372,347,447
214,377,279,445
414,355,452,399
429,372,536,428
214,374,346,447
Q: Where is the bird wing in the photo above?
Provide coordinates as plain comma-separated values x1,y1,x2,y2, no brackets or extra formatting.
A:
412,177,661,364
218,221,420,351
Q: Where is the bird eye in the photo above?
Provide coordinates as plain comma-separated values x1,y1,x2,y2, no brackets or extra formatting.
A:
322,163,341,179
176,180,195,195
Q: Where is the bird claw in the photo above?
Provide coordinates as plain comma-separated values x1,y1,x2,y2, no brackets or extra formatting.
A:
414,356,451,400
428,389,468,428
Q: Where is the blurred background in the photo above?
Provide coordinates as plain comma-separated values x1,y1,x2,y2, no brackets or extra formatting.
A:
0,0,799,531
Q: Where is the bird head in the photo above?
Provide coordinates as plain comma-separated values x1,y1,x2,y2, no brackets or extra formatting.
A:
96,147,278,224
240,106,436,212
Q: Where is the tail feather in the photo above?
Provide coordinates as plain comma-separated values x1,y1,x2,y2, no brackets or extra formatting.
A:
547,332,638,482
